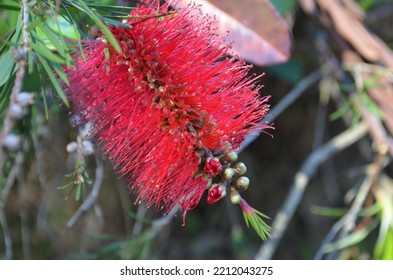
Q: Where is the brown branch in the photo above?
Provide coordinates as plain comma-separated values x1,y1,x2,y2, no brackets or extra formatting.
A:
0,0,30,165
314,151,387,259
67,155,104,228
254,123,368,260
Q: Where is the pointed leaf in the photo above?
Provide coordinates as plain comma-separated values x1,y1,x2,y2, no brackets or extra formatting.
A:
72,0,122,54
31,42,66,64
0,49,17,87
36,53,69,106
324,220,379,253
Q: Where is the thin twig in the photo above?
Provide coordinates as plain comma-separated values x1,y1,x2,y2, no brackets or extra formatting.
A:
0,209,12,260
314,151,387,259
254,123,369,260
16,153,31,259
0,171,17,260
32,124,50,233
240,69,322,150
151,204,179,233
0,151,24,259
132,202,148,236
0,0,30,165
67,155,104,227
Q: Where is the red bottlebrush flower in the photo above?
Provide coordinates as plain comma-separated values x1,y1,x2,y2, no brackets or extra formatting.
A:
204,157,222,176
207,184,226,204
64,0,270,222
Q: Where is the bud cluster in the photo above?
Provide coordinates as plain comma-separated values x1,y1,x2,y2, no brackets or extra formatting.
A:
66,115,95,157
198,143,252,206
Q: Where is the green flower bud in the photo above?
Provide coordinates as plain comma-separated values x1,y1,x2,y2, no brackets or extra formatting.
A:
234,162,247,176
235,176,250,191
225,151,238,163
230,189,241,204
223,167,235,180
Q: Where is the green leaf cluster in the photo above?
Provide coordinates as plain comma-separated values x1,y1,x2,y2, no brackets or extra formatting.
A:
242,207,271,241
0,0,135,116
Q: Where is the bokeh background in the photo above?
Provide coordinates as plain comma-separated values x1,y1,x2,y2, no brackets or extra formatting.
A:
1,0,393,259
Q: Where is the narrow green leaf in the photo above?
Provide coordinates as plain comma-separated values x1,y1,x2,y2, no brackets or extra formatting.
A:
31,41,66,64
52,64,69,86
40,88,49,119
61,7,86,61
312,204,381,218
75,184,81,201
104,47,110,74
103,17,131,28
0,74,15,112
26,16,43,31
0,0,20,11
37,24,67,57
324,220,379,253
72,0,122,53
85,3,134,14
0,16,9,38
242,209,271,240
36,53,69,106
0,49,17,87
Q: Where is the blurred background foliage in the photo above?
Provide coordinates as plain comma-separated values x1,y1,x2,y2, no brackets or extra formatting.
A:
1,0,393,260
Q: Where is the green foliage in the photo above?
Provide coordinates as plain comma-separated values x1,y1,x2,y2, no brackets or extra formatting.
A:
266,57,304,85
270,0,297,15
58,160,92,201
374,184,393,259
242,207,271,241
358,0,392,11
0,0,136,115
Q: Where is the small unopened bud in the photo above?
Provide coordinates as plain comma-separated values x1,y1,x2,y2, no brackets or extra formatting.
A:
207,183,226,204
235,176,250,191
9,103,27,120
223,167,235,180
230,189,241,204
66,142,78,153
234,162,247,176
3,134,22,152
81,140,95,156
15,92,34,107
79,121,95,140
224,151,238,163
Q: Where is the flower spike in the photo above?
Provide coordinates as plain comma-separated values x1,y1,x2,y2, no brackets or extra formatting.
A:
64,0,272,236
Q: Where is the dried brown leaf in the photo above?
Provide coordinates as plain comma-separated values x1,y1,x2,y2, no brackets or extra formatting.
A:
174,0,291,66
316,0,393,66
368,76,393,137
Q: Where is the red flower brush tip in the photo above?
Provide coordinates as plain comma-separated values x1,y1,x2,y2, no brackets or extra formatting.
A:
64,0,271,225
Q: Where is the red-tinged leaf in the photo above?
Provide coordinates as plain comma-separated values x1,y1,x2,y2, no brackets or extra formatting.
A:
174,0,291,66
